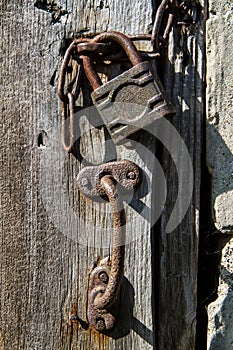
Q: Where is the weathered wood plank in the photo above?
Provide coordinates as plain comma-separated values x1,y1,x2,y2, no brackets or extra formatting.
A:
0,1,154,349
155,1,205,349
0,0,204,349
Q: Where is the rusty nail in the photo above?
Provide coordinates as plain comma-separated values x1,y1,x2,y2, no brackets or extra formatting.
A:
96,318,106,331
69,314,89,330
70,314,78,321
99,272,108,283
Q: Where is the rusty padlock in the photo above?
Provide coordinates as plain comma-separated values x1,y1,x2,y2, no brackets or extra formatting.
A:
82,31,176,144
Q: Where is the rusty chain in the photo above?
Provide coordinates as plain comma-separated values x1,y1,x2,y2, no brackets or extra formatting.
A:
58,38,110,152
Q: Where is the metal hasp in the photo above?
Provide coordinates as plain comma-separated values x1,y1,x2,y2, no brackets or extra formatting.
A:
76,160,141,333
82,31,176,144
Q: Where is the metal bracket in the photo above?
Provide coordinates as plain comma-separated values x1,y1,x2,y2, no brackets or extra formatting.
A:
76,160,141,202
76,160,141,333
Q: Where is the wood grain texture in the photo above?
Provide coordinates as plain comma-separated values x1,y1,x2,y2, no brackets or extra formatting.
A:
156,1,206,348
0,1,204,349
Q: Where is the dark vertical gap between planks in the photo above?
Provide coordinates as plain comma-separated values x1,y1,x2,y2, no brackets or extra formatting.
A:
151,140,165,350
195,3,219,347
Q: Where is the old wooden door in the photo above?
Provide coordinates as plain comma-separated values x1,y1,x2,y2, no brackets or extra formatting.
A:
0,1,205,349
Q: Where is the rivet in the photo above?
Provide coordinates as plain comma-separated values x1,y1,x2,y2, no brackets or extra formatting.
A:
99,272,108,283
127,171,136,179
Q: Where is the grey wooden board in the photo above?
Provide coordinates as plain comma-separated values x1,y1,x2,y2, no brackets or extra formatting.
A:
0,0,204,349
158,2,205,348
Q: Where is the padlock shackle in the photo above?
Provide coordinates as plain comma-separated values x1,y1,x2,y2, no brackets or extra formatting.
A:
93,31,143,66
82,31,143,90
82,55,102,90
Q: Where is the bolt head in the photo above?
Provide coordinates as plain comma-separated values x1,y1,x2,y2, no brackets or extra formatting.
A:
127,171,136,180
96,318,106,331
99,271,108,283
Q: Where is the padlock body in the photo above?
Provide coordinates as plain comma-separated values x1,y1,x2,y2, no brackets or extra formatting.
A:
91,61,176,143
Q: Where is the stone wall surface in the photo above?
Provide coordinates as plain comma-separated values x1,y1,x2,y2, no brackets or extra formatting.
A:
206,0,233,348
206,0,233,233
207,239,233,349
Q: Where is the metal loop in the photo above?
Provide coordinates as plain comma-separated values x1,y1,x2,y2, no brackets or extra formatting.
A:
59,56,83,153
58,40,77,102
58,38,101,102
61,92,75,153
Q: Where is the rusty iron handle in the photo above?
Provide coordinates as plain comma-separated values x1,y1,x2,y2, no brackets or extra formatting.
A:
86,175,126,332
94,175,125,310
76,160,141,333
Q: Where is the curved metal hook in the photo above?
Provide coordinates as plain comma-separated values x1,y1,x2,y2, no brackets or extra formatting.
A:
76,160,141,333
86,175,126,333
94,175,125,310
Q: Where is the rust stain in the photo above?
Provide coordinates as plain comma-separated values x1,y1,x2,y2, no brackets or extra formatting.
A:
90,328,110,350
69,302,110,348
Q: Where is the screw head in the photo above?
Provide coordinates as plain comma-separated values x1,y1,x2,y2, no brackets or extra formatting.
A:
96,318,106,331
99,271,108,283
81,177,88,186
127,171,136,180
